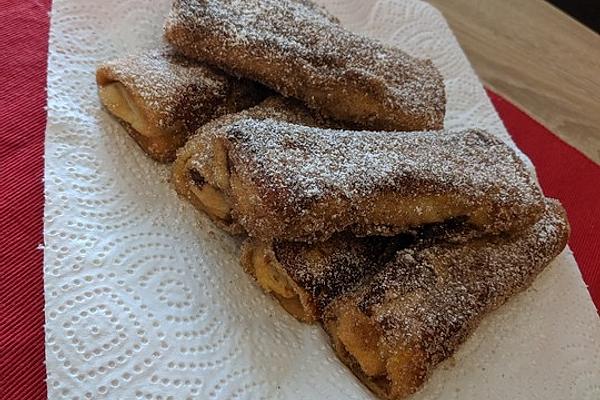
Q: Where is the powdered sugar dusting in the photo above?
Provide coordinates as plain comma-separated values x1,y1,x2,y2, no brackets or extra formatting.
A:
164,0,445,130
350,200,569,358
181,96,335,191
321,200,569,395
96,46,263,131
225,118,543,219
272,234,412,314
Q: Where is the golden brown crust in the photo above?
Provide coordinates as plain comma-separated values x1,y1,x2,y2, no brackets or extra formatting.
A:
172,96,336,232
184,118,544,242
96,46,266,162
322,199,570,400
241,234,411,322
240,218,475,323
164,0,446,131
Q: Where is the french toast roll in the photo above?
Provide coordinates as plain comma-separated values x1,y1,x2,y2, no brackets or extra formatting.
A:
172,96,336,233
240,218,478,323
179,118,544,242
164,0,446,131
322,199,569,400
96,46,265,162
240,234,413,323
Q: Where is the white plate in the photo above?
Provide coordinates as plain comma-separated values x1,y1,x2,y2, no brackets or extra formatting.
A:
44,0,600,399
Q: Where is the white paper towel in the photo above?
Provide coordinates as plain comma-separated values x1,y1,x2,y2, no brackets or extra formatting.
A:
43,0,600,399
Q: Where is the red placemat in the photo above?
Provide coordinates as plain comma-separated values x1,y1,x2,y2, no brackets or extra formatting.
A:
1,1,598,399
488,90,600,305
1,1,51,399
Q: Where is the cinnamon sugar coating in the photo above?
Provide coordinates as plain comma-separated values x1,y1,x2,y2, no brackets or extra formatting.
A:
172,96,337,233
96,46,265,162
322,199,570,400
240,218,475,323
189,118,544,242
164,0,446,131
241,233,412,322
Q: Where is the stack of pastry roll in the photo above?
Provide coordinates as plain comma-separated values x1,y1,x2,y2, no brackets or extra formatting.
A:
96,46,266,162
174,112,569,400
173,112,569,399
242,200,568,400
95,0,571,398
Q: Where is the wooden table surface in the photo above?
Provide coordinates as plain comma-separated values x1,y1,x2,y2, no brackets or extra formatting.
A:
426,0,600,164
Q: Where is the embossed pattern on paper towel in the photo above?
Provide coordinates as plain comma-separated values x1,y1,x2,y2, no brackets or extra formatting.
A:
44,0,600,399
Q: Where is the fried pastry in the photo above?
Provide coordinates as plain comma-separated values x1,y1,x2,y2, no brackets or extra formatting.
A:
181,118,544,242
96,46,265,162
240,218,475,323
322,199,569,400
241,234,413,323
164,0,446,131
172,96,336,233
